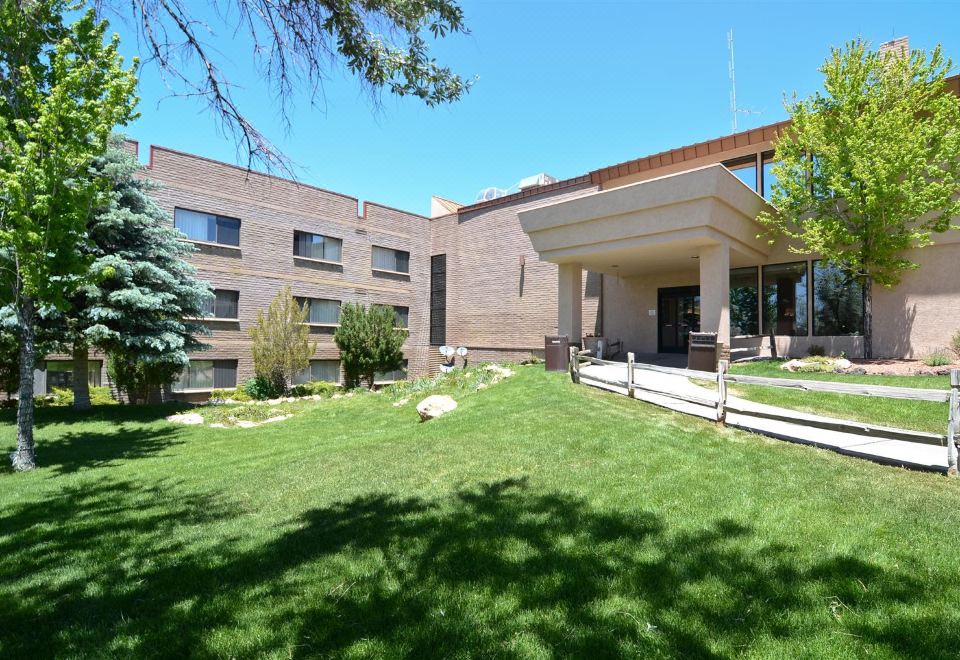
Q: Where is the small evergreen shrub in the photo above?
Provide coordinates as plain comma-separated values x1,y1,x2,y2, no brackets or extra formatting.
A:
290,381,337,397
923,349,953,367
243,376,285,400
951,330,960,358
35,386,117,407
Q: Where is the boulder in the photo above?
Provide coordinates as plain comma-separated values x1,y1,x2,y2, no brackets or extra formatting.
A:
780,359,805,372
416,395,458,421
835,358,852,370
166,412,204,425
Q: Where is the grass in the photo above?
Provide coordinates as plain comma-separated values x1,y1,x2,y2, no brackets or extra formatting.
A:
2,367,960,657
728,360,950,435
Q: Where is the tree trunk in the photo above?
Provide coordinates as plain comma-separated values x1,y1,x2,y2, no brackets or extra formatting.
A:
863,276,873,360
72,343,91,411
11,297,37,471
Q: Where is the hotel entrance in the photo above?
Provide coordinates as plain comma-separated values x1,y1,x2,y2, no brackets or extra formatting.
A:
658,286,700,353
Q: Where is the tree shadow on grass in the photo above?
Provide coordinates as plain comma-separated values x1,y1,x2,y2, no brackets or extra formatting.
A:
0,404,192,476
0,477,956,657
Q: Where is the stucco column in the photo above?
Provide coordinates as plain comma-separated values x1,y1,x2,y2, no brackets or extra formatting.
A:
699,243,730,346
558,262,582,342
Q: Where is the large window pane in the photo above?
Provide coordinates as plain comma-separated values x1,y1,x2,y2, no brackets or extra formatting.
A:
174,208,241,246
723,157,758,192
372,246,410,274
174,208,215,242
202,289,239,319
393,306,409,328
296,297,340,325
813,261,863,336
175,360,214,391
294,231,342,262
730,267,759,336
761,152,778,200
44,360,101,393
294,359,340,384
375,360,408,383
762,262,808,336
213,361,238,389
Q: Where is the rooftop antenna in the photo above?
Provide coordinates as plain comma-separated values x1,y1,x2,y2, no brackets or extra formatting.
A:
727,29,761,132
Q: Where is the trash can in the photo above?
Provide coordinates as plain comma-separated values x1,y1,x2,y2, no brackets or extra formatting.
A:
545,335,571,372
688,332,719,372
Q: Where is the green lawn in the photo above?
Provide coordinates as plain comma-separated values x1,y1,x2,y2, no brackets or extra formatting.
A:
728,360,950,435
2,367,960,658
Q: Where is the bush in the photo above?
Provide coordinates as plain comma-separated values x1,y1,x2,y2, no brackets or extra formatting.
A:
243,376,285,401
35,386,117,407
951,331,960,358
519,355,544,365
334,303,406,388
923,349,953,367
807,344,826,357
290,380,337,398
211,388,252,403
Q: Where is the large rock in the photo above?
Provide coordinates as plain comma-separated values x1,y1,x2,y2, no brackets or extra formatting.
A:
166,412,204,425
417,395,458,421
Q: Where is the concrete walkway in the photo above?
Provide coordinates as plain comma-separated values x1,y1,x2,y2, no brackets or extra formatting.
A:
579,362,950,473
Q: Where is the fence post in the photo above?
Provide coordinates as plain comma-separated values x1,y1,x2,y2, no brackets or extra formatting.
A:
948,369,959,476
626,352,635,397
717,359,729,425
569,346,580,384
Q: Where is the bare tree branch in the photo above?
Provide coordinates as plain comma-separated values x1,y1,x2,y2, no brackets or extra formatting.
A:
95,0,472,175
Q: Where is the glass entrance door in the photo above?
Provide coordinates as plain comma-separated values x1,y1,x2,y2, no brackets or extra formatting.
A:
658,286,701,353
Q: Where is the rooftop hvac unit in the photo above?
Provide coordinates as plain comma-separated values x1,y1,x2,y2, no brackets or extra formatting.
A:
518,173,558,190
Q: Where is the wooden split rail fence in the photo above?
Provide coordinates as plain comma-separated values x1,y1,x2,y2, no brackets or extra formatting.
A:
569,347,960,475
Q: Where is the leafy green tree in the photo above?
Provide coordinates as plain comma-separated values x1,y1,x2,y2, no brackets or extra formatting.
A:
758,40,960,358
106,350,184,405
335,303,406,389
66,135,210,409
249,287,317,394
0,2,138,470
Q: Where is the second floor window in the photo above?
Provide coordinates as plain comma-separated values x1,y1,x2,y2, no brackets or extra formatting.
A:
295,297,341,325
372,246,410,274
294,231,342,262
174,208,241,246
200,289,239,319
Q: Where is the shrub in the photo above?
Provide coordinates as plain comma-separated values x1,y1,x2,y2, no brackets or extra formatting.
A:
807,344,826,357
290,380,337,397
243,376,285,401
108,351,182,404
519,355,544,365
334,303,406,388
211,388,252,403
923,349,953,367
249,286,316,394
951,331,960,358
35,386,116,407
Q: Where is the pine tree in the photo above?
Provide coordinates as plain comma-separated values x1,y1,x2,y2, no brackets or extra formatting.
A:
66,135,211,408
335,303,406,389
249,287,317,394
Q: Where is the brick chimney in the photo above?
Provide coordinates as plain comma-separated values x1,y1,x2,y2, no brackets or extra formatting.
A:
879,36,909,59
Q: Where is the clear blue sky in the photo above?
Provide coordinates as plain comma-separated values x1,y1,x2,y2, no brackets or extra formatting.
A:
115,0,960,216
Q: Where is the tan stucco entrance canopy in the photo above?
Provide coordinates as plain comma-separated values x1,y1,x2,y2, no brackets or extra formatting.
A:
517,164,774,347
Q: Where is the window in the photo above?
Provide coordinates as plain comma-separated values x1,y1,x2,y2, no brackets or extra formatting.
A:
372,246,410,274
295,297,341,325
174,359,237,391
45,360,102,393
174,208,241,246
730,267,759,336
813,260,863,336
430,254,446,345
294,231,342,262
200,289,239,319
294,360,341,385
762,262,808,336
722,156,758,192
392,305,409,328
761,152,778,200
375,360,408,383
